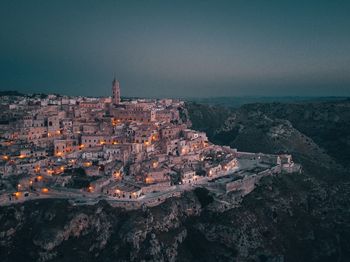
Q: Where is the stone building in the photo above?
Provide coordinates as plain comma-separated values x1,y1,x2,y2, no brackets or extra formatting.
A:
112,77,121,105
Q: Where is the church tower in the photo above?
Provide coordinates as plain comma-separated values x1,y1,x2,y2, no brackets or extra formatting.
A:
112,77,121,105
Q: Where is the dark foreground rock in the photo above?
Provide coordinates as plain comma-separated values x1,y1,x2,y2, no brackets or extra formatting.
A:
1,167,349,262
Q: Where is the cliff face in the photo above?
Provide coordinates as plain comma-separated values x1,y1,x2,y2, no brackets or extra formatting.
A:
2,173,348,262
180,173,350,262
0,191,203,262
1,100,350,262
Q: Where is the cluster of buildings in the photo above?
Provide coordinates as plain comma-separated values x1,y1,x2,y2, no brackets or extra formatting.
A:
0,79,300,207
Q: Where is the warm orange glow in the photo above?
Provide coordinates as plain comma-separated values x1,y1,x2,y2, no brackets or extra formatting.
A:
152,161,158,168
47,132,51,137
56,151,63,157
115,189,120,194
114,171,121,179
99,141,105,145
29,180,33,185
112,119,118,126
112,141,118,145
37,175,43,181
14,192,21,197
145,177,153,184
88,186,94,192
60,166,65,172
2,155,9,160
17,184,21,189
18,154,25,159
34,166,41,172
79,144,85,149
84,162,92,167
47,169,54,175
144,141,149,146
56,130,61,134
41,188,49,193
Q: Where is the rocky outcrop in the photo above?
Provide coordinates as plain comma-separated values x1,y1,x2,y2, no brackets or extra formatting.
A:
0,191,205,262
2,168,347,262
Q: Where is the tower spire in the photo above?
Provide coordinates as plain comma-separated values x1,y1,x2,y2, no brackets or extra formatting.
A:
112,75,120,105
112,73,116,85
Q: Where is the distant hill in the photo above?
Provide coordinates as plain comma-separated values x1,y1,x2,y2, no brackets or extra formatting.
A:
0,90,24,97
187,96,349,108
187,100,350,169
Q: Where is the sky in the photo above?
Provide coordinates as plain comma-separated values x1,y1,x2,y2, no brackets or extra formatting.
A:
0,0,350,98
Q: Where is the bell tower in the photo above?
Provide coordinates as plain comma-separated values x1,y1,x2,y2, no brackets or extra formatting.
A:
112,77,121,105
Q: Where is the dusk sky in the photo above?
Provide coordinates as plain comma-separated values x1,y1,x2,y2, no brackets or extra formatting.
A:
1,0,350,98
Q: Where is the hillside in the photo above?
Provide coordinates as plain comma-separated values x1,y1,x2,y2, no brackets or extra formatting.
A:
0,100,349,262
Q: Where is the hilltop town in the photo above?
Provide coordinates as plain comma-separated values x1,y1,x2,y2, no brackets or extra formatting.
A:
0,80,300,209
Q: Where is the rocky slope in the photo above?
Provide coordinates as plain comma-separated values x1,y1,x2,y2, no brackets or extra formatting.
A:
1,172,348,262
1,99,349,262
0,192,202,262
236,100,350,168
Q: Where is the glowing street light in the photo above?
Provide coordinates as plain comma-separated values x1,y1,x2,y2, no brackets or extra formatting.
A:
56,151,63,157
145,177,153,184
